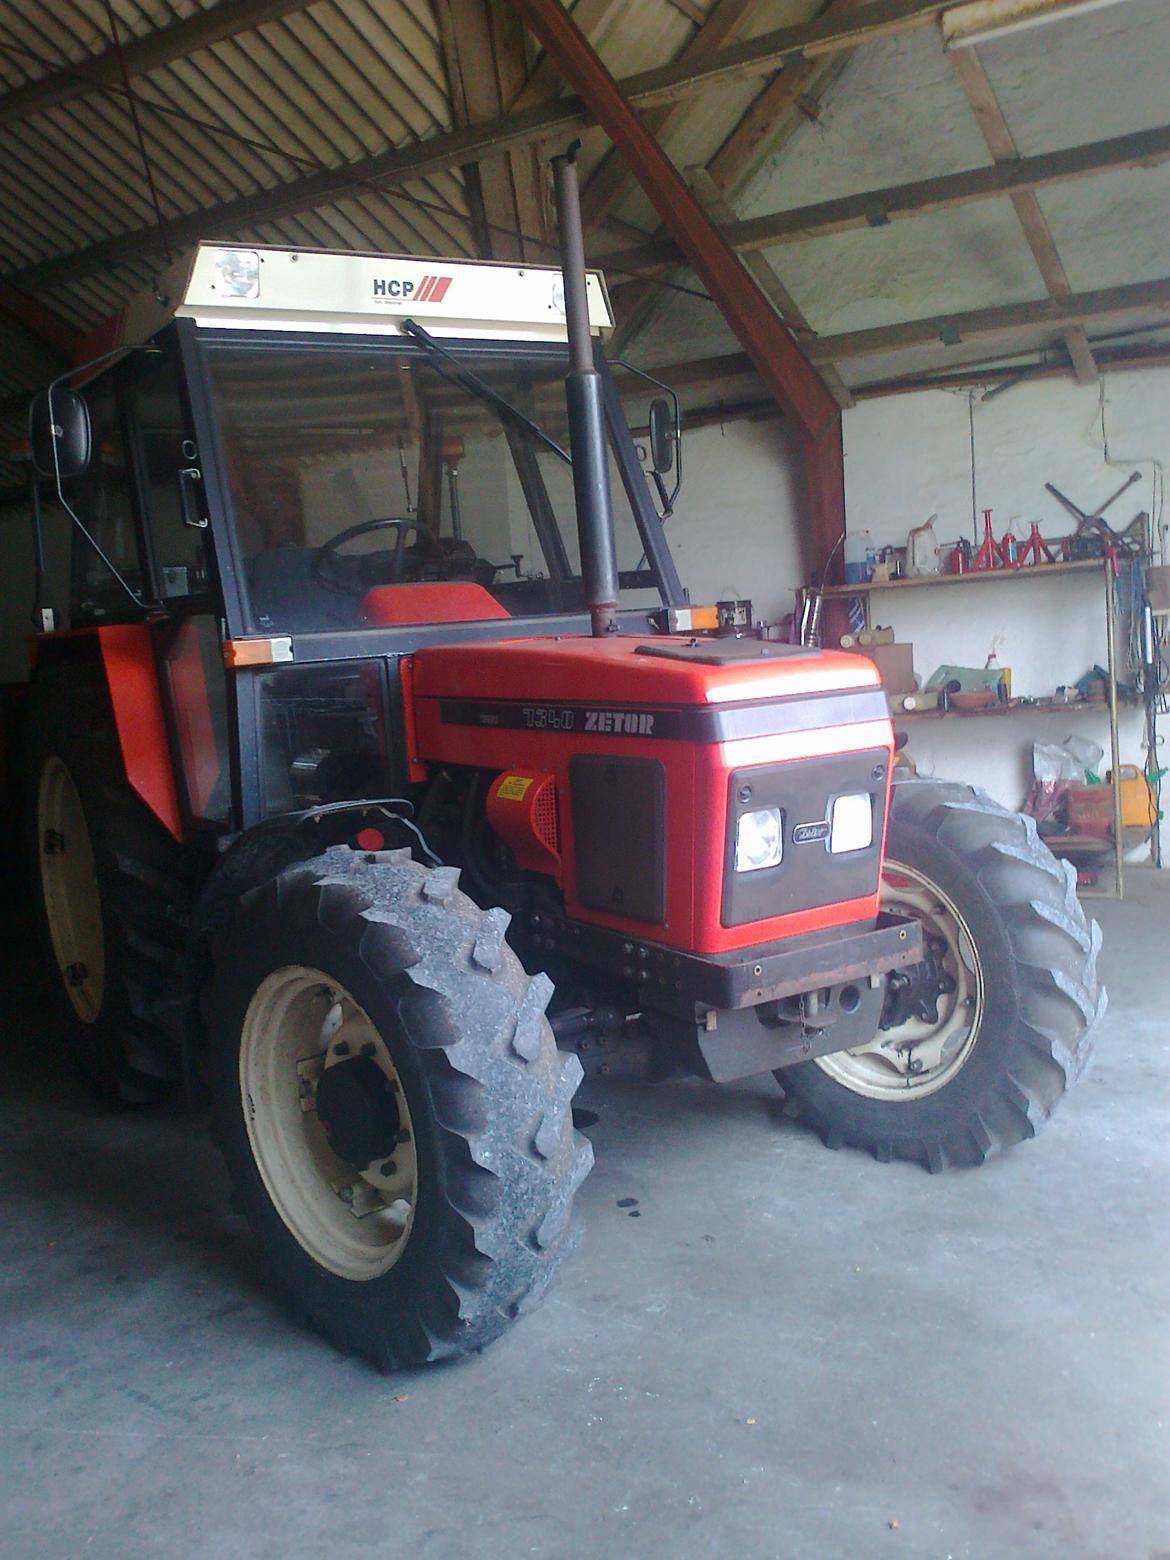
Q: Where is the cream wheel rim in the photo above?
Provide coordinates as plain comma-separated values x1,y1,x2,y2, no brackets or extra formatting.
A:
813,859,984,1100
239,966,418,1281
38,755,105,1023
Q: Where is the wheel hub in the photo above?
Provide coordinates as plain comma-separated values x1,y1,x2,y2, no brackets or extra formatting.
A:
880,936,956,1030
315,1054,402,1170
812,858,983,1100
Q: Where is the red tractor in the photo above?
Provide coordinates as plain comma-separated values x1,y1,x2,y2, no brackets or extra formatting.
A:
18,162,1102,1370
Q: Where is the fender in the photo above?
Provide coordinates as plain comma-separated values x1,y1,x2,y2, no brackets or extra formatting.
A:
35,624,183,842
98,624,183,842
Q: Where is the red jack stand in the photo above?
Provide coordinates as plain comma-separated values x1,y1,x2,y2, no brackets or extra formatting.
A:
1018,521,1056,565
973,509,999,570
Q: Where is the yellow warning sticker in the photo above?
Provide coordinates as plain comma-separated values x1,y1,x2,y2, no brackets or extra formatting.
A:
497,775,534,802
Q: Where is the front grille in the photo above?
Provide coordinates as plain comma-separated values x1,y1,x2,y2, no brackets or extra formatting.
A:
721,748,887,928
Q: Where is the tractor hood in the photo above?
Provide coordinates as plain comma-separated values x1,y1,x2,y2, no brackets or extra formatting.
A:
409,634,882,716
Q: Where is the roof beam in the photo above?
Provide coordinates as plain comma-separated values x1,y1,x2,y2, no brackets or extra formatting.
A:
950,45,1097,383
600,123,1170,279
806,276,1170,362
579,0,761,231
2,0,969,292
0,0,321,130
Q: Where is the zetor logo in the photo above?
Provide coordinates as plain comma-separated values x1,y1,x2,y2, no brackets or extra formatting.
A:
585,709,655,735
372,274,453,302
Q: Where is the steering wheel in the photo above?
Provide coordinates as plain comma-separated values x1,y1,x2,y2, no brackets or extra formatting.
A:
310,518,442,591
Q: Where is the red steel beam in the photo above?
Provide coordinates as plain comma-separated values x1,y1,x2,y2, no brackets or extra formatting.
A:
504,0,844,576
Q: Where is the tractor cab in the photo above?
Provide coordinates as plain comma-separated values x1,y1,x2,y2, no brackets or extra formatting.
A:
28,241,687,834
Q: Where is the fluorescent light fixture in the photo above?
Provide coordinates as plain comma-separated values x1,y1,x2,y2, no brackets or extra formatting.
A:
829,794,873,855
735,807,783,873
941,0,1130,50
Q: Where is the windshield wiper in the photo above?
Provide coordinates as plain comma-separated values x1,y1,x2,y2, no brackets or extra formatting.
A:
400,319,571,465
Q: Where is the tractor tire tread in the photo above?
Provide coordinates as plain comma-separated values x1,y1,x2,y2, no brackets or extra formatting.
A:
209,845,591,1371
778,778,1103,1171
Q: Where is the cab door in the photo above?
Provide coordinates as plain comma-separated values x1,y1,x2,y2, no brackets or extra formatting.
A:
124,349,234,833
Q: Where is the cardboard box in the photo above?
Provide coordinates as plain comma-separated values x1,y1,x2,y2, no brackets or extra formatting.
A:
866,641,916,695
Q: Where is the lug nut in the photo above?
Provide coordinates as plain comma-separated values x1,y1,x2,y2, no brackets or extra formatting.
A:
360,1041,376,1057
333,1041,350,1056
380,1160,397,1177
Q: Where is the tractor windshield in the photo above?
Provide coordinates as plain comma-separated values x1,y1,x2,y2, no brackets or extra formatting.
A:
201,337,664,634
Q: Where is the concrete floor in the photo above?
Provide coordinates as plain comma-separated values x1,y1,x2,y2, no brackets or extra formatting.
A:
1,872,1167,1560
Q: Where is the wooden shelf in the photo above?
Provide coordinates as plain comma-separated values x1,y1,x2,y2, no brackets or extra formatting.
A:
819,558,1105,599
1043,834,1115,855
801,551,1126,897
893,696,1131,723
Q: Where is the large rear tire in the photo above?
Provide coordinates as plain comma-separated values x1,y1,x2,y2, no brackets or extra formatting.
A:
23,663,194,1101
207,845,592,1370
776,779,1104,1171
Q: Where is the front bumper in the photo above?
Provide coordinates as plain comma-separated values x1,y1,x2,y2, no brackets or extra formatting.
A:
532,909,923,1019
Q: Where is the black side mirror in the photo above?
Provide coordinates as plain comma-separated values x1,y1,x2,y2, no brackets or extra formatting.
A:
648,397,675,475
29,388,91,482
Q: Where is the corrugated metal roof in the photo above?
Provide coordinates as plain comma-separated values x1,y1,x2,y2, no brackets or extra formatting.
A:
0,0,1166,493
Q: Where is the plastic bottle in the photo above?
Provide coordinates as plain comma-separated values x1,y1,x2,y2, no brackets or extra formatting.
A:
844,528,874,584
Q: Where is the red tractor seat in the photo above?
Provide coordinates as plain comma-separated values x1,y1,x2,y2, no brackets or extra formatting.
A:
359,582,511,627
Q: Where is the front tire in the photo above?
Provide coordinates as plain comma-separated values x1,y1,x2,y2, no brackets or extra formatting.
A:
776,779,1104,1171
207,846,592,1370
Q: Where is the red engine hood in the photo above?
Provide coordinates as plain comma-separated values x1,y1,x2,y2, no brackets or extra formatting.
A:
410,635,880,707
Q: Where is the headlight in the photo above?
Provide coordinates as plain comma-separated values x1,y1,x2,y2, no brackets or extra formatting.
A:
735,807,783,872
830,792,873,854
213,248,260,298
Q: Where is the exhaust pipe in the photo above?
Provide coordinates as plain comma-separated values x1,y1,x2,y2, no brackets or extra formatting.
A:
552,149,620,637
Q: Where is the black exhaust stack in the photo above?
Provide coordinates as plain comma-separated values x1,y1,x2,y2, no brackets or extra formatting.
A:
553,149,619,637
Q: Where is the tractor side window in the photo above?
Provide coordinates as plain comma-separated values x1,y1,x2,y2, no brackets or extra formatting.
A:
256,661,389,816
159,612,232,825
127,358,211,602
69,381,145,625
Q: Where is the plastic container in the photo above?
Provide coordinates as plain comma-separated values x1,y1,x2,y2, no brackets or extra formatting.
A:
844,528,874,584
906,517,939,577
1109,765,1157,831
1066,784,1113,838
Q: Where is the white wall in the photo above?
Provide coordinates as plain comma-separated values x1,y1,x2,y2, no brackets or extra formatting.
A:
658,415,805,627
836,367,1167,853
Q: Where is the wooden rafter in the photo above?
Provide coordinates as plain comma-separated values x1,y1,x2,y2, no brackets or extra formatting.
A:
579,0,761,231
950,46,1098,384
0,0,322,130
686,167,855,408
598,124,1170,279
1,0,972,292
606,0,862,358
806,276,1170,363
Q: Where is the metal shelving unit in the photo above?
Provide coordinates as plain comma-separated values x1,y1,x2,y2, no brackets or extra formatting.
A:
806,558,1126,897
